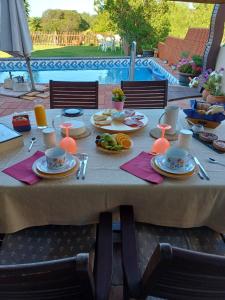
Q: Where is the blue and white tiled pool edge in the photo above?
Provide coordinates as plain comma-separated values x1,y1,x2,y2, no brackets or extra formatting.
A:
0,57,179,85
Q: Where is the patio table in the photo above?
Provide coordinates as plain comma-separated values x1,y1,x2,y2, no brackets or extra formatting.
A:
0,109,225,234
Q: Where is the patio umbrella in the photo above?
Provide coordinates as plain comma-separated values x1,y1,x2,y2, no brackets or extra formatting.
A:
0,0,35,90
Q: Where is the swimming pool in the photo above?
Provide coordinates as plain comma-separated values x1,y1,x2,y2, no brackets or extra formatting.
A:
0,57,179,85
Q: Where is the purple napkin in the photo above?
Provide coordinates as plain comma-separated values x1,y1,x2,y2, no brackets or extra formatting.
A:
3,151,44,185
120,151,164,184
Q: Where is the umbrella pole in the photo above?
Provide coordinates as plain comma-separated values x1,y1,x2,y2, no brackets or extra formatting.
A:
25,57,36,91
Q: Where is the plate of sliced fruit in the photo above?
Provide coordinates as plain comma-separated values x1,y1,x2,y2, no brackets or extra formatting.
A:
95,133,133,153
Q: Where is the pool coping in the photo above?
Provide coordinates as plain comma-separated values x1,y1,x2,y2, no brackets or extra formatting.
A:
0,57,179,85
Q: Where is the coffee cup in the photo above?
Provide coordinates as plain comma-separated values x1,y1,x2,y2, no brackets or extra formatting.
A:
159,105,179,135
165,146,188,170
45,147,66,170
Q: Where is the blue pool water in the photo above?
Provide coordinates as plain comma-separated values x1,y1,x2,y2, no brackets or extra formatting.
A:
0,67,165,84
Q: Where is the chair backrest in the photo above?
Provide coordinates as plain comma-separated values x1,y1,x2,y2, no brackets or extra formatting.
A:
0,254,95,300
121,80,168,109
141,243,225,300
50,81,98,109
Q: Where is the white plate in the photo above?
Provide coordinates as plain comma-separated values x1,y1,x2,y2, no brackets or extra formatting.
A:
154,155,196,175
34,154,76,174
32,157,80,179
90,111,148,133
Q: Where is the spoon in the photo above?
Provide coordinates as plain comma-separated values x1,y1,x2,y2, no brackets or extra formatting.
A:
28,137,37,152
208,157,225,167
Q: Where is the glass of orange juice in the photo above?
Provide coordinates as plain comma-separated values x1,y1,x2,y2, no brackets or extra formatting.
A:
34,100,47,129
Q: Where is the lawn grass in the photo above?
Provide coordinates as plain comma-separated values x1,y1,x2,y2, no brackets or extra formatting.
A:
0,45,124,58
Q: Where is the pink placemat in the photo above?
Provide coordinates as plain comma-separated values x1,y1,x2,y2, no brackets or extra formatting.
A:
120,151,164,184
2,151,44,185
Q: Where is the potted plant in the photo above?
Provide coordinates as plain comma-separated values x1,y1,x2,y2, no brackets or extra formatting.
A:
203,69,225,103
112,88,126,111
189,68,212,99
177,53,203,86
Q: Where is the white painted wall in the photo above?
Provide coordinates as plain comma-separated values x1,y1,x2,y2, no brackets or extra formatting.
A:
216,45,225,93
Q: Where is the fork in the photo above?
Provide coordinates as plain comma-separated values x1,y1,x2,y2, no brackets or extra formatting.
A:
75,153,84,180
81,153,88,180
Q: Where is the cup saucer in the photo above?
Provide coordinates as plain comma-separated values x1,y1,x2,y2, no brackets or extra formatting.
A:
154,155,195,175
34,154,76,174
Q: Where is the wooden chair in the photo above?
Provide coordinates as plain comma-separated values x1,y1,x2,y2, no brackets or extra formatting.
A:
0,212,112,300
120,206,225,300
49,80,98,109
121,80,168,109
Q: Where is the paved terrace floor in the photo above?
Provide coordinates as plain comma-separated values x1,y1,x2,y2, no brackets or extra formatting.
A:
0,84,201,117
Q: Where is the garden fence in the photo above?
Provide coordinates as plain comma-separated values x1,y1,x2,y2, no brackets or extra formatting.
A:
31,32,98,46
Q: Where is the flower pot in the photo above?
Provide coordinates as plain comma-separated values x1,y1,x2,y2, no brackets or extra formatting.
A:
202,89,210,100
178,73,193,86
206,94,225,104
112,101,124,111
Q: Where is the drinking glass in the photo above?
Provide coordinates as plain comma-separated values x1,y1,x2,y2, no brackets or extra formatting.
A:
59,123,77,154
150,124,171,155
34,99,47,129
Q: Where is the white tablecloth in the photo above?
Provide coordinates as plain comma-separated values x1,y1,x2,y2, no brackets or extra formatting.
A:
0,109,225,233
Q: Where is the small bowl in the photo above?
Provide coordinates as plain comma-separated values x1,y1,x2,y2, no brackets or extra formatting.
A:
112,111,126,122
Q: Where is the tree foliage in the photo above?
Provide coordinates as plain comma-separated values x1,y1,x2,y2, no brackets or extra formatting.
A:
167,3,213,38
29,17,42,32
40,9,90,32
92,11,115,33
23,0,30,17
102,0,170,51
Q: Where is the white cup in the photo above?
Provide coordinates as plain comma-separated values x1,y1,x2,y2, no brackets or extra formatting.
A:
159,105,179,135
42,127,56,148
45,147,66,170
178,129,193,150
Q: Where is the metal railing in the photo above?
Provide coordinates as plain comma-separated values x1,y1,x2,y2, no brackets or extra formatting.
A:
129,41,136,81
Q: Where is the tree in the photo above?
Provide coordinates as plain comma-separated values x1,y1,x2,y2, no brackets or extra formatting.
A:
92,11,115,33
29,17,42,32
24,0,30,17
41,9,89,32
103,0,170,52
167,3,213,38
80,13,96,29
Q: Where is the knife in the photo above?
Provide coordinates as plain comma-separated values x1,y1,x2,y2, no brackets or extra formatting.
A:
81,154,88,180
75,153,83,180
194,157,210,181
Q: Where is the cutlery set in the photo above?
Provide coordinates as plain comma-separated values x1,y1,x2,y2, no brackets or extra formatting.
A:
76,153,88,180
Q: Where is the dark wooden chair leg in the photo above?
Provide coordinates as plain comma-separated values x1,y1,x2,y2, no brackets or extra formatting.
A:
95,212,113,300
0,234,5,248
120,205,141,298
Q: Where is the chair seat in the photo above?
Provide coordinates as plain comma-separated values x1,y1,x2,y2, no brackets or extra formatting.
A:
136,223,225,276
0,224,96,265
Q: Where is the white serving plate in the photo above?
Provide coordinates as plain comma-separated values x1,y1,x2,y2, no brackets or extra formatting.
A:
154,155,196,175
90,111,148,133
